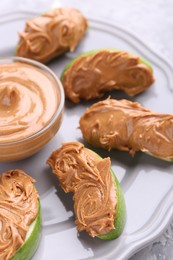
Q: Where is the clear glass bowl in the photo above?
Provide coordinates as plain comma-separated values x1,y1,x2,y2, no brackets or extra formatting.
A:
0,57,64,161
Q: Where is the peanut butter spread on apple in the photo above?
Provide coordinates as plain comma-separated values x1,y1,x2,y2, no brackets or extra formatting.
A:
47,142,117,237
62,50,155,103
16,8,88,63
0,169,39,260
0,62,58,143
80,98,173,160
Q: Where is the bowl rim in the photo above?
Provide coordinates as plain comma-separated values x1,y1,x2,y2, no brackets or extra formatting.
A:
0,56,65,145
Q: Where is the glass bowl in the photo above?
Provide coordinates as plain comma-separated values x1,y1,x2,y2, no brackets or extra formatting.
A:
0,57,64,161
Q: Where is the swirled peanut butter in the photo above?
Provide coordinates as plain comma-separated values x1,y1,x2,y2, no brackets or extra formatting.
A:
16,8,88,63
47,142,117,237
0,169,39,260
80,98,173,160
0,62,58,143
62,49,155,103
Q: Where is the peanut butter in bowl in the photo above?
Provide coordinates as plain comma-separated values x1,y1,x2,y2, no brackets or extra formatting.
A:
0,57,64,161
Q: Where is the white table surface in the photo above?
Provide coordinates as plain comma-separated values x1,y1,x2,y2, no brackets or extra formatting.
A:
0,0,173,259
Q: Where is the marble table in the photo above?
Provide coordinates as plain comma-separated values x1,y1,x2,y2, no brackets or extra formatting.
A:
0,0,173,259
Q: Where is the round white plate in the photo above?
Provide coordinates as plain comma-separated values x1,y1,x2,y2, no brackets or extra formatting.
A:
0,11,173,260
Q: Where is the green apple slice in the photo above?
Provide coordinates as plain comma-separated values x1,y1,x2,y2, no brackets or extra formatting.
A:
47,142,126,240
10,201,41,260
61,48,153,81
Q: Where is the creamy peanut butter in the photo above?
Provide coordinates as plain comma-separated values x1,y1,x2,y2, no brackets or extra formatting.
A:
47,142,117,237
0,169,39,260
0,62,58,143
80,98,173,160
62,50,155,103
16,8,88,63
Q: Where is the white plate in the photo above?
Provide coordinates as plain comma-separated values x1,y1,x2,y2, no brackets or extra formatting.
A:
0,10,173,260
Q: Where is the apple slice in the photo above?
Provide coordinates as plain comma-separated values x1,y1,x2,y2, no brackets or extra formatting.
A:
79,98,173,161
61,48,155,103
0,169,41,260
47,141,126,240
